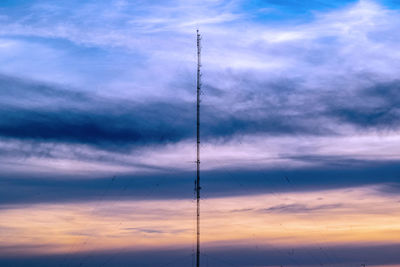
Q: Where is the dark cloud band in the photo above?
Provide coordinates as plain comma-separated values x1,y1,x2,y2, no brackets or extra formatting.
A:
2,74,400,151
1,159,399,205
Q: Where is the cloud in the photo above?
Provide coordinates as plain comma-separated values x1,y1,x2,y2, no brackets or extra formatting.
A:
326,80,400,128
123,227,164,234
1,185,400,267
1,71,400,155
263,203,342,213
1,1,400,266
0,74,325,153
0,1,400,153
1,161,399,205
0,1,399,95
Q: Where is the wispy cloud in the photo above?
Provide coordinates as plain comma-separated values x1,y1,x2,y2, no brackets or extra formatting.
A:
1,185,399,257
1,1,400,266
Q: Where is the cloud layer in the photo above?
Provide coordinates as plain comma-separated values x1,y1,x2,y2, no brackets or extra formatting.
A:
1,0,400,266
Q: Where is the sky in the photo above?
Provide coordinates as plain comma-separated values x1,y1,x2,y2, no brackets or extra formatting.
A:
0,0,400,266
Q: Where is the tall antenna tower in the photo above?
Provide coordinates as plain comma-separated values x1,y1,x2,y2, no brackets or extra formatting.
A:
196,29,201,267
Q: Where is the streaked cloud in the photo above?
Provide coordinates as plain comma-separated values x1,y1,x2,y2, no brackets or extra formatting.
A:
0,185,399,257
1,1,400,266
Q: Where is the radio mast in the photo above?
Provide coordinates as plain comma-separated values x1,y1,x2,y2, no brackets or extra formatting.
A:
196,29,201,267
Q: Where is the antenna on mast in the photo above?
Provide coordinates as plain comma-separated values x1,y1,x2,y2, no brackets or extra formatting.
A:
196,28,201,267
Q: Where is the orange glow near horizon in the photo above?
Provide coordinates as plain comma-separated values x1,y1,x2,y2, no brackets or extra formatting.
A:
1,185,400,256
